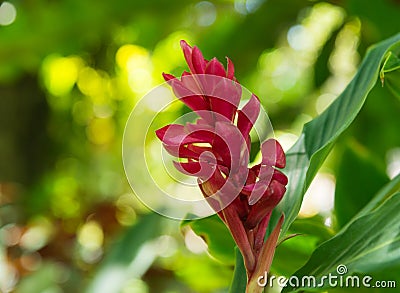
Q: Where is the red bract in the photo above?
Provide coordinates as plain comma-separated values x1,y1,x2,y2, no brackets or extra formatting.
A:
156,40,288,292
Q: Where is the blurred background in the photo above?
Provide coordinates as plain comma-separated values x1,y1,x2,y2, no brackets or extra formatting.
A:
1,0,400,292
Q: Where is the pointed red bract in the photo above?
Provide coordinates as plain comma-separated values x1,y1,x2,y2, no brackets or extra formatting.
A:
206,58,226,77
191,46,207,74
226,57,235,80
237,94,261,140
261,139,286,168
180,40,194,71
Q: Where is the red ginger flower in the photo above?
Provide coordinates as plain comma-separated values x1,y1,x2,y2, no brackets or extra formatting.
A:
156,40,287,292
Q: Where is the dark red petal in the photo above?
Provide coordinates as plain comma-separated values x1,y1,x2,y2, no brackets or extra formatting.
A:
219,79,242,107
254,212,271,252
241,183,258,196
156,124,214,147
181,95,210,114
199,168,226,196
186,144,211,154
185,118,215,138
191,46,206,74
221,204,255,271
232,195,250,221
209,97,236,122
237,94,260,139
203,170,247,221
246,167,258,185
180,40,193,70
242,180,269,204
273,169,288,186
217,164,230,177
209,79,241,121
155,124,179,142
162,72,176,82
166,78,209,112
168,77,194,97
250,164,261,176
213,121,249,172
173,161,201,175
251,214,284,283
245,180,286,229
162,144,200,159
261,139,286,168
246,165,275,204
226,57,235,80
205,58,226,77
174,151,219,179
181,72,203,95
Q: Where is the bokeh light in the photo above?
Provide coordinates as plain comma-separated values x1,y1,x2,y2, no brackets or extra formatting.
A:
0,2,16,26
42,55,83,97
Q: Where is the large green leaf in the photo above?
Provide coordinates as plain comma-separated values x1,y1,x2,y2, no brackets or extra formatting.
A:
280,174,400,292
273,234,319,278
288,215,334,243
230,33,400,292
278,33,400,237
334,141,389,228
349,173,400,221
282,190,400,292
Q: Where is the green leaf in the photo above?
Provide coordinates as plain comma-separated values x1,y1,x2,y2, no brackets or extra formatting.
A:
230,33,400,292
288,215,334,243
273,215,334,277
351,173,400,220
229,247,247,293
334,141,389,228
273,234,320,277
85,213,163,293
181,214,236,265
282,191,400,292
277,33,400,237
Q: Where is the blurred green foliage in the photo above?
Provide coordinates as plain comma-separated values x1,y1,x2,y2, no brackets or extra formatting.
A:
0,0,400,292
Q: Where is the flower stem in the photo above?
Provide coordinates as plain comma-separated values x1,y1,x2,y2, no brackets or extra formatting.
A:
246,214,284,293
223,205,256,272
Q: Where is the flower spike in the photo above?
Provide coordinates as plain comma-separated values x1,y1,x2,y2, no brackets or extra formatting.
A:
156,40,288,293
